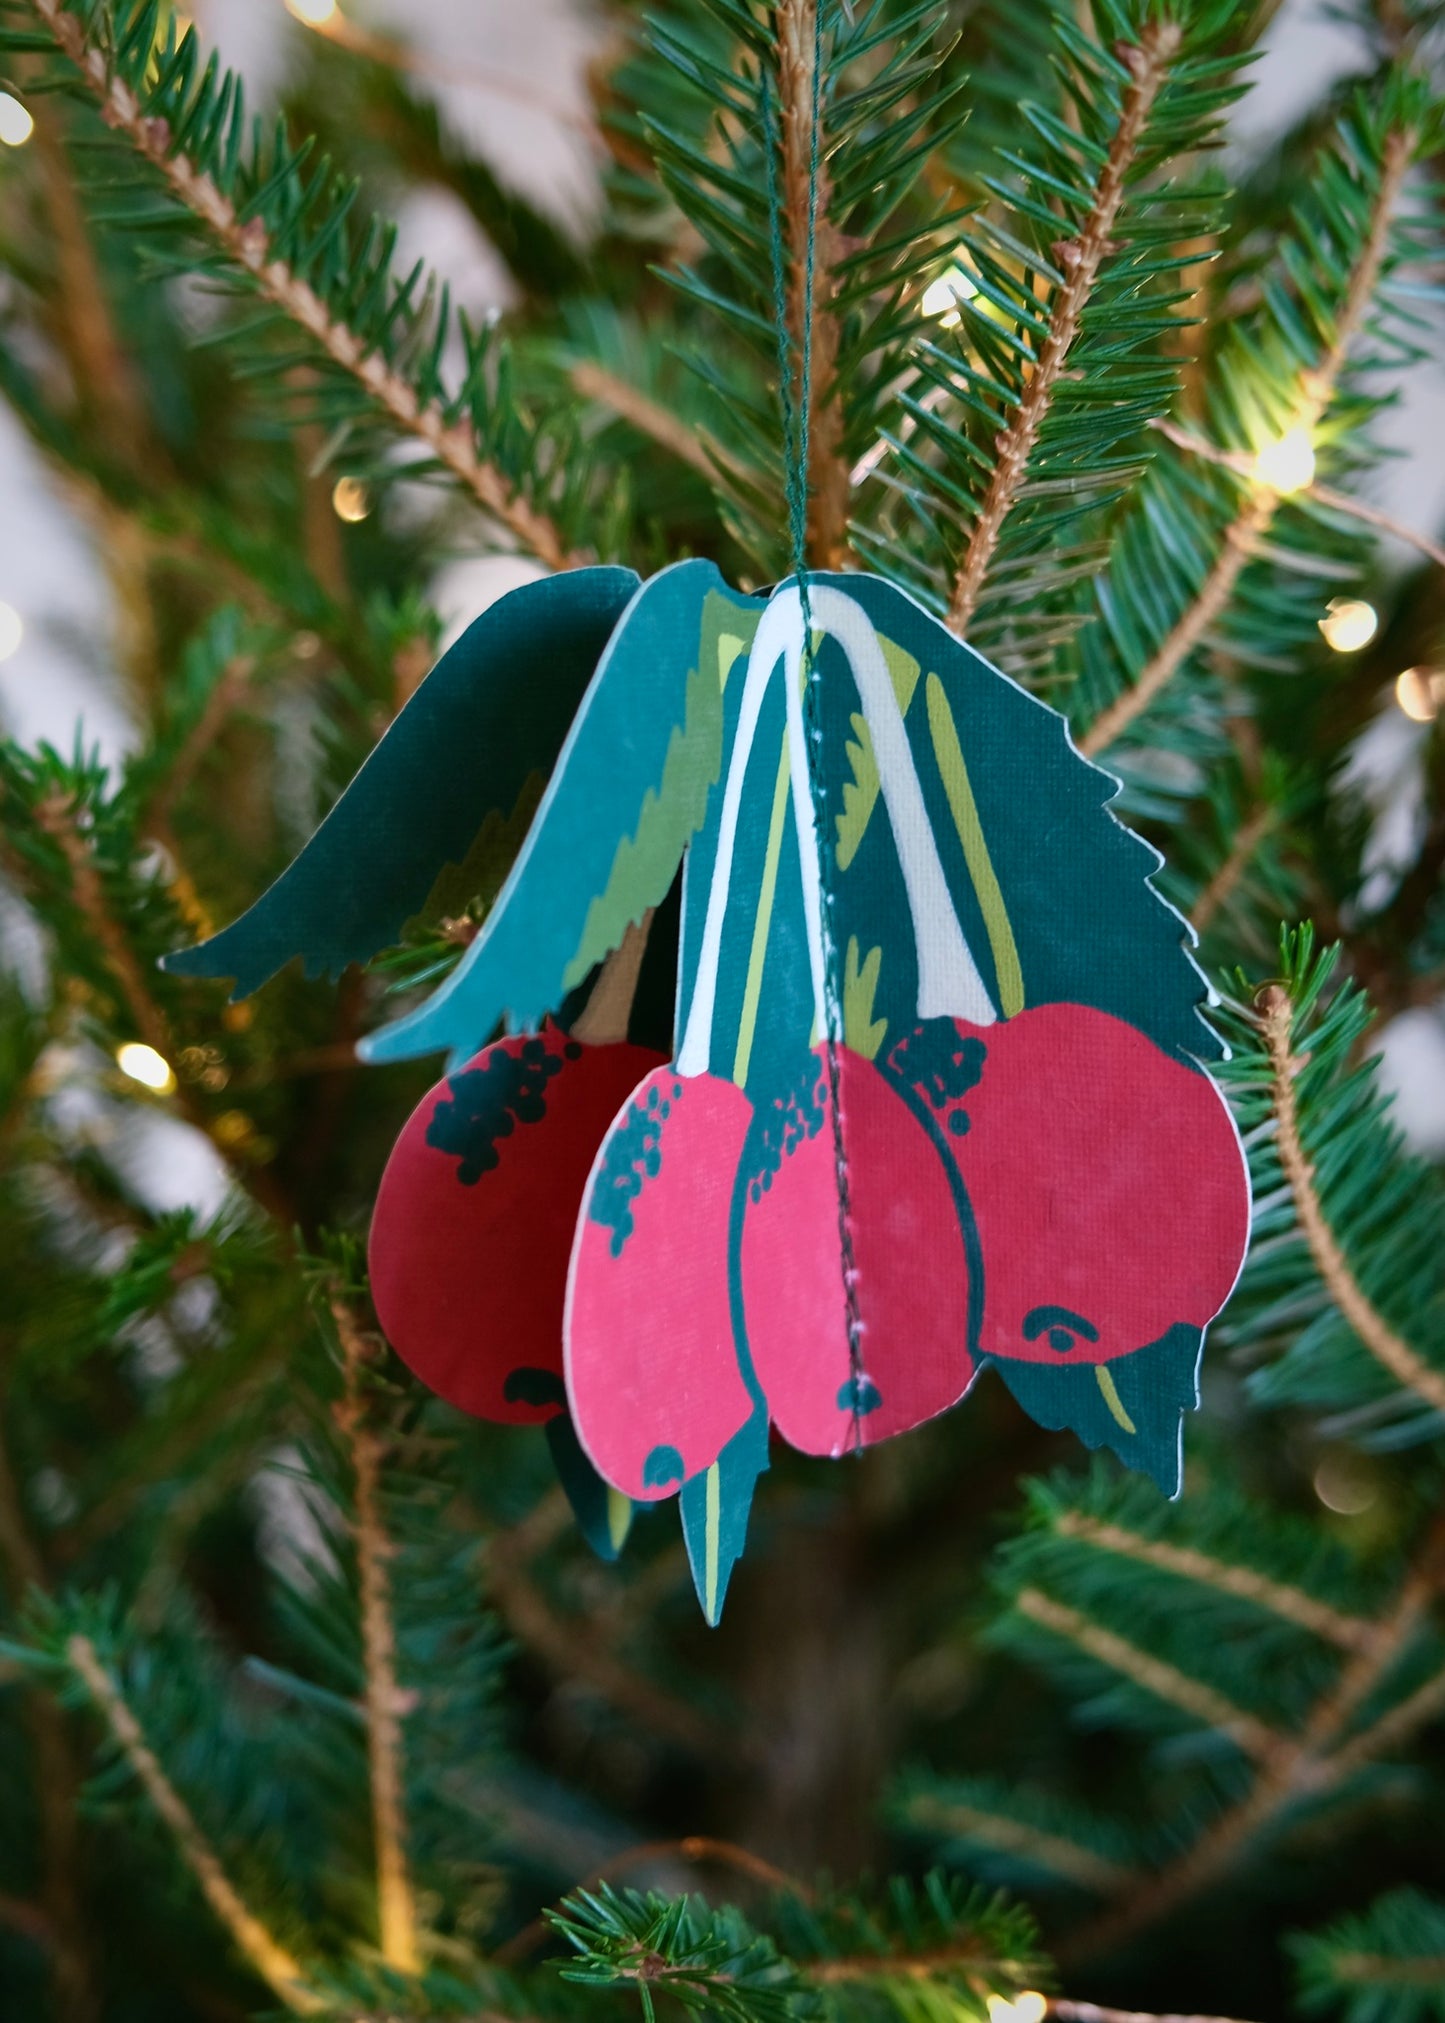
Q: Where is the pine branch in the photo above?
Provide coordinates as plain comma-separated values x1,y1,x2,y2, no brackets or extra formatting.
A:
1014,1589,1285,1761
329,1290,419,1978
946,20,1181,637
28,787,294,1227
1189,808,1278,936
21,0,582,570
1079,121,1415,756
1061,1526,1445,1966
0,1431,98,2023
1258,983,1445,1418
1050,1510,1377,1655
776,0,847,568
62,1633,324,2014
898,1792,1138,1898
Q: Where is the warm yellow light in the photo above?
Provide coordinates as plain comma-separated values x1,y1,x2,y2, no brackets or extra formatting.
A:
0,601,21,662
1313,1452,1376,1517
0,92,34,148
285,0,339,22
116,1042,177,1094
1396,666,1445,724
922,263,979,328
1254,427,1316,496
1318,597,1378,654
988,1996,1048,2023
331,475,370,523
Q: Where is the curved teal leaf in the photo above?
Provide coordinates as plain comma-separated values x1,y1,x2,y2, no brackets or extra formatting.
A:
163,567,639,998
363,560,759,1067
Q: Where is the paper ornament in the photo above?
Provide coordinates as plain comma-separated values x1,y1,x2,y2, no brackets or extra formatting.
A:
167,562,1251,1621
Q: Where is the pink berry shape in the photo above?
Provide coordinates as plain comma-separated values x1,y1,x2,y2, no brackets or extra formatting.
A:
369,1026,664,1422
740,1044,976,1455
896,1003,1250,1365
566,1066,757,1499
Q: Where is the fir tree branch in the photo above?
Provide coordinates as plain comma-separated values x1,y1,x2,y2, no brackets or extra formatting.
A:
63,1634,325,2013
330,1292,420,1978
1062,1527,1444,1965
1015,1588,1285,1761
0,1892,53,1952
901,1793,1138,1898
25,0,580,572
0,1427,98,2023
569,361,739,485
1150,418,1445,573
1051,1510,1376,1654
29,789,295,1227
1190,808,1279,936
1259,984,1445,1418
483,1493,733,1760
1080,124,1415,757
776,0,848,569
946,21,1182,638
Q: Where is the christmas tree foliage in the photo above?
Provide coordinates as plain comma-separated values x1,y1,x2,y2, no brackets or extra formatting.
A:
1,0,1445,2019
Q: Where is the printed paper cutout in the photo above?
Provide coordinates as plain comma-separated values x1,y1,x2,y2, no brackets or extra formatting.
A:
170,565,1251,1623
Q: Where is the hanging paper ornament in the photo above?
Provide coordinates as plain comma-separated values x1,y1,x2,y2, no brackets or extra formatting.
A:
166,561,1250,1622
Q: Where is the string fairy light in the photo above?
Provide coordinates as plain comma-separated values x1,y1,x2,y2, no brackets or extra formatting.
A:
1318,597,1378,653
284,0,340,24
1395,666,1445,724
115,1042,177,1094
0,601,22,662
921,261,979,327
331,475,371,523
0,92,34,148
987,1994,1048,2023
1253,426,1316,496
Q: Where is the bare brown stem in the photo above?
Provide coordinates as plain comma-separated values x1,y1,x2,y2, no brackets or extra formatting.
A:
331,1294,420,1976
29,0,579,571
1080,126,1414,756
65,1636,323,2013
946,23,1182,636
1053,1509,1376,1653
775,0,849,569
1260,984,1445,1415
1016,1589,1284,1761
900,1793,1137,1898
1189,809,1278,936
569,362,740,485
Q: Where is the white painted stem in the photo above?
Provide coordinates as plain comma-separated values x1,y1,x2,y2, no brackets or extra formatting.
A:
676,585,995,1077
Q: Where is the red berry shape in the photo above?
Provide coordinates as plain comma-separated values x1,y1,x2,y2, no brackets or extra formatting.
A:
895,1003,1249,1365
566,1066,757,1499
741,1044,976,1455
369,1026,664,1422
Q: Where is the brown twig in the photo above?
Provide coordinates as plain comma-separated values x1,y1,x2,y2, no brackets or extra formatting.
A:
330,1293,420,1977
1189,809,1279,937
65,1635,324,2013
1051,2004,1260,2023
1061,1523,1445,1965
775,0,849,569
494,1836,809,1966
1259,984,1445,1416
1325,1952,1445,1988
1150,418,1445,572
900,1793,1137,1898
1016,1589,1284,1762
1052,1509,1377,1654
946,22,1182,636
30,0,579,572
1080,125,1414,756
569,361,742,486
